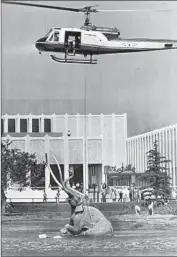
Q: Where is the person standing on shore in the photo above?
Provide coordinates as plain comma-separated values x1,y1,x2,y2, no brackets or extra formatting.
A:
119,191,123,202
56,188,60,203
43,190,47,203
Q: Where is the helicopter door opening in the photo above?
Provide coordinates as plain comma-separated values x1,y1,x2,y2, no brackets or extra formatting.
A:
65,31,81,53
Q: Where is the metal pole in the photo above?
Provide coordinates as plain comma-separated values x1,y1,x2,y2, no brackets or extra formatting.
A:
93,184,96,202
32,198,34,213
84,64,87,195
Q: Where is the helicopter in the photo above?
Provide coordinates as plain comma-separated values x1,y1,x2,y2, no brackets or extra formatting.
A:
3,1,177,65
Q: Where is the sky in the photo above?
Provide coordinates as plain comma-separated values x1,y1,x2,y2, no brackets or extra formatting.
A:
2,1,177,137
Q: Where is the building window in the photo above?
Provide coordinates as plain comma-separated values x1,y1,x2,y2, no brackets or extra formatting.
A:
44,119,51,133
8,119,15,133
32,119,39,132
1,119,4,134
20,119,27,132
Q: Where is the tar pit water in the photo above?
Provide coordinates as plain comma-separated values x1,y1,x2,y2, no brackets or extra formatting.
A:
2,219,177,256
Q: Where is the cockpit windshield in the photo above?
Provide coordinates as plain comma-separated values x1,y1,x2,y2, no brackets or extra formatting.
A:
45,29,52,38
47,31,60,42
54,32,60,41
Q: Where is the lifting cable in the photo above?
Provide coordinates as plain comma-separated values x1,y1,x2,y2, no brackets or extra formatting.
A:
84,64,87,196
83,64,101,215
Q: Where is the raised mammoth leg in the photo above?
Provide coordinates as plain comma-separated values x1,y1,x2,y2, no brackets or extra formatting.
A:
81,221,114,237
65,224,80,235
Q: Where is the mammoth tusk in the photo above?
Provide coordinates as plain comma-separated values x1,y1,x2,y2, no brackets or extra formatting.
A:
64,169,85,198
52,155,85,198
52,155,64,184
45,153,62,190
48,165,62,190
52,155,70,195
63,169,74,185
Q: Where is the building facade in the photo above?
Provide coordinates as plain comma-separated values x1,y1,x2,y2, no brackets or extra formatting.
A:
2,113,177,194
126,124,177,189
1,113,127,193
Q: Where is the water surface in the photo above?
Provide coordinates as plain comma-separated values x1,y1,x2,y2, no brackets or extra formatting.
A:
2,219,177,256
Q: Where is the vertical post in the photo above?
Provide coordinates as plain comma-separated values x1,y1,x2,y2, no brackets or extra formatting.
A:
147,135,149,156
141,137,144,173
124,113,128,165
45,133,50,185
16,113,20,133
132,139,134,168
137,138,140,172
130,140,132,167
25,134,31,187
161,130,164,156
127,140,129,166
93,184,96,202
83,130,88,194
4,114,8,133
169,129,172,179
64,114,69,181
25,134,30,152
85,138,89,195
175,125,177,189
40,113,44,133
144,136,147,171
45,167,50,192
76,113,80,137
148,134,151,151
101,113,105,183
165,129,169,177
28,113,32,133
134,139,137,170
126,140,129,166
52,113,56,133
159,132,161,154
88,113,92,137
151,133,154,150
45,153,50,192
26,170,31,188
83,137,86,194
112,113,115,166
172,128,175,188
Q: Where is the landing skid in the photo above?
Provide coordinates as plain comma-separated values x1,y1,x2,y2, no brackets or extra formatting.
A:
50,55,97,65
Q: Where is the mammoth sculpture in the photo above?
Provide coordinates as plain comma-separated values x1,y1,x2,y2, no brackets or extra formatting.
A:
52,155,114,237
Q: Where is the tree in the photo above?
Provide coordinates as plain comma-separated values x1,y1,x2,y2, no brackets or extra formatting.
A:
31,162,46,188
1,140,46,201
1,141,12,192
139,140,172,198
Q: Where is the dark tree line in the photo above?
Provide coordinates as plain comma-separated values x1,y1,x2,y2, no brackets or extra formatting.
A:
1,140,46,203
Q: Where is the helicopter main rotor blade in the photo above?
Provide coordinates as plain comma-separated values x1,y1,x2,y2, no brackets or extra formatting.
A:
2,1,81,12
3,2,172,13
98,9,172,12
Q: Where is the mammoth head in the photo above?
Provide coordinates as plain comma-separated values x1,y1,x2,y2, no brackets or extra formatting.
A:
52,155,89,211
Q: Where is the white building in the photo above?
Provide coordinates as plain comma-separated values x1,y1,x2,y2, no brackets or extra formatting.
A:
1,113,127,194
1,113,177,200
126,124,177,189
